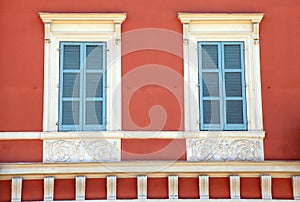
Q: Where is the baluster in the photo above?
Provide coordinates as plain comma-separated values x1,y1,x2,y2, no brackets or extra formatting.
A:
76,176,86,201
199,175,209,199
293,176,300,200
137,175,147,199
11,177,22,202
107,175,117,200
230,175,240,199
261,174,272,199
168,175,178,199
44,176,54,201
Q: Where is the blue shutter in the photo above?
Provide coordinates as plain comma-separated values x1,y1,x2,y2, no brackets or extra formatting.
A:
83,43,106,131
198,42,247,131
199,42,223,130
222,42,247,130
59,43,82,131
59,42,106,131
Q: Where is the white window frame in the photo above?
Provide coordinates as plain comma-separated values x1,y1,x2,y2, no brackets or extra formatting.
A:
178,13,264,131
40,13,126,131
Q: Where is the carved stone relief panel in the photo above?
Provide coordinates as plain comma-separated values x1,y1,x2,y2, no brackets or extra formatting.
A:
43,139,120,162
186,137,264,161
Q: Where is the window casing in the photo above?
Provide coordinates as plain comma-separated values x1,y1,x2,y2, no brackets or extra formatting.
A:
178,13,264,131
40,13,126,132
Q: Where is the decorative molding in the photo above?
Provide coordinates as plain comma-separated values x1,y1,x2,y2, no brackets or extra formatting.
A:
230,175,240,199
43,139,120,162
168,175,178,199
107,176,117,200
11,177,22,202
76,176,86,201
138,175,147,199
187,137,264,161
44,176,54,201
199,175,209,199
261,174,272,200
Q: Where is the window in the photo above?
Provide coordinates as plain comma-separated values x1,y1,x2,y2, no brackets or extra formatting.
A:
39,13,126,132
178,13,264,132
59,42,106,131
198,42,247,130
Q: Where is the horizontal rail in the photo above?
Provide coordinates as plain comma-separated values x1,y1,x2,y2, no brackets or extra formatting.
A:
0,161,299,179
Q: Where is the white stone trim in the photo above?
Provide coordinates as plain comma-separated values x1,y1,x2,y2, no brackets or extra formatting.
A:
1,161,299,179
178,13,264,131
39,13,126,132
0,132,42,139
0,131,265,139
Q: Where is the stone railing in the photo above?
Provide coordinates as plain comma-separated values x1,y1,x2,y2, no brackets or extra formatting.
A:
0,161,300,201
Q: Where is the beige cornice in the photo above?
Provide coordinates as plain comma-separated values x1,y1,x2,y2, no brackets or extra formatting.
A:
178,13,264,24
39,12,127,24
0,161,299,179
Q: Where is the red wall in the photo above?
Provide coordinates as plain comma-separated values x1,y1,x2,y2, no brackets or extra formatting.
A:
0,0,299,161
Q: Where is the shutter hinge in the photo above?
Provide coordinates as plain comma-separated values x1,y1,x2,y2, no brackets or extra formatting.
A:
197,83,201,87
106,49,110,52
57,48,61,52
105,84,110,88
56,121,59,126
56,83,60,88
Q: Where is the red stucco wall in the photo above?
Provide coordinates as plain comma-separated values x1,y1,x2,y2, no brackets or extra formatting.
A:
0,0,299,200
0,0,299,161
